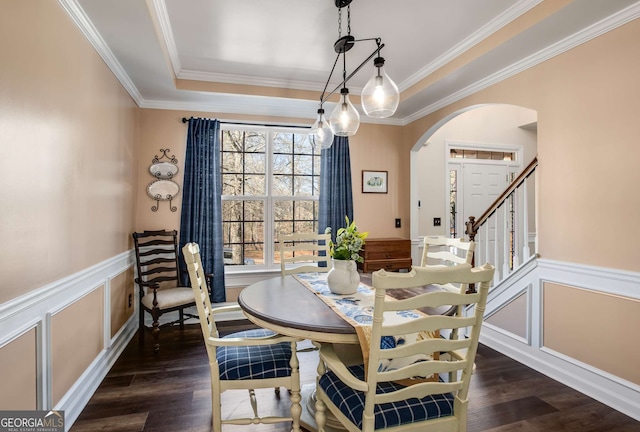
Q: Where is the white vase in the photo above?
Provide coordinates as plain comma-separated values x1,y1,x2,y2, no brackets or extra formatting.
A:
327,259,360,295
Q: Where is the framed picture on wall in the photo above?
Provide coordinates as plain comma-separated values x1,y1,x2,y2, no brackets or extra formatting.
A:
362,170,388,193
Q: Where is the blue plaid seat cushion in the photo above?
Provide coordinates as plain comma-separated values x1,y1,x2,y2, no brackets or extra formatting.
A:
217,329,293,380
318,364,454,430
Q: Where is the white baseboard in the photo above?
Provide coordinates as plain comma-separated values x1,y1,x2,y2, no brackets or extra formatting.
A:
480,326,640,421
0,250,136,431
481,258,640,422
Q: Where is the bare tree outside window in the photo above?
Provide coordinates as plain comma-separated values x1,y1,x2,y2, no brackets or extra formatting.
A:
221,127,320,268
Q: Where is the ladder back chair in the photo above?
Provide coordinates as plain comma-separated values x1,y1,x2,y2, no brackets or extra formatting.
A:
182,242,302,432
420,236,475,268
314,263,495,432
279,232,331,275
420,236,476,336
132,230,196,352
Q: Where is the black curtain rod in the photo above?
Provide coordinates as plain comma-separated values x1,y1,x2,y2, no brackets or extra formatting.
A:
181,117,310,129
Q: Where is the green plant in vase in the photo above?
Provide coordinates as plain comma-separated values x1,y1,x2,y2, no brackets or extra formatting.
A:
324,217,368,294
325,216,369,262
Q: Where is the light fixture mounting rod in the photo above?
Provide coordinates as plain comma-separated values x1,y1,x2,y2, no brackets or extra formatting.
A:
320,43,385,105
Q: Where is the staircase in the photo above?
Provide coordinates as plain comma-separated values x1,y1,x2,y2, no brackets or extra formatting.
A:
465,157,538,286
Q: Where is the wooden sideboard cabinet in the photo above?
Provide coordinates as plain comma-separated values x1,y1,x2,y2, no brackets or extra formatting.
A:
357,238,412,273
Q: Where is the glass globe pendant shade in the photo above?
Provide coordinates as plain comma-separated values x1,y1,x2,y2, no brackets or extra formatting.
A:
361,57,400,118
329,88,360,137
309,108,334,150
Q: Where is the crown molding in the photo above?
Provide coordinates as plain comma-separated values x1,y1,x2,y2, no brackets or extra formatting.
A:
149,0,181,77
57,0,144,106
400,1,640,125
177,69,334,93
399,0,543,91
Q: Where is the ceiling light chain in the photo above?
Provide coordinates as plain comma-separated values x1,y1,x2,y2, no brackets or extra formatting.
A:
309,0,400,149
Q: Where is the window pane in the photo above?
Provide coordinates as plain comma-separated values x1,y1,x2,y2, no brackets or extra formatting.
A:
293,133,314,154
294,176,314,196
274,200,293,222
273,175,293,196
222,130,244,151
223,201,242,222
222,151,242,173
273,133,293,153
243,200,264,221
294,200,316,220
294,155,314,174
222,173,243,195
244,222,264,243
244,153,265,174
293,221,315,233
223,199,265,266
274,221,293,237
273,154,293,175
223,221,243,245
244,131,266,152
244,174,266,195
243,243,263,265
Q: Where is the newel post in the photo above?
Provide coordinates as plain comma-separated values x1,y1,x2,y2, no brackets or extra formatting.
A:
465,216,477,243
465,216,478,294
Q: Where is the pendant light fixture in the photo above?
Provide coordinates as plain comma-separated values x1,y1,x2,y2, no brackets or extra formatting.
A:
361,56,400,118
308,0,400,147
309,108,334,149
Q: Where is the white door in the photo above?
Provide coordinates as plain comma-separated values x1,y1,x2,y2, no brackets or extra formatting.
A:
461,162,508,265
462,162,508,223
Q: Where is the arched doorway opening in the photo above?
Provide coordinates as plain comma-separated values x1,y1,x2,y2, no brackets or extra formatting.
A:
410,104,537,242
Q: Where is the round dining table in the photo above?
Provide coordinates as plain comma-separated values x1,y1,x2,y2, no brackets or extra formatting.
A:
238,274,360,344
238,274,361,432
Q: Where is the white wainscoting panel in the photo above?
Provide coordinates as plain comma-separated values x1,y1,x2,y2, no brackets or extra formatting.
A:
479,258,640,421
0,250,137,429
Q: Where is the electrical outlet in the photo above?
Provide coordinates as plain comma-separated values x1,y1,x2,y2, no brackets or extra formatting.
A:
395,218,401,228
128,294,133,308
434,217,441,226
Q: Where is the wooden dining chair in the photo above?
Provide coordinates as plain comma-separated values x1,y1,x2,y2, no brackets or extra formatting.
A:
313,263,495,432
132,230,197,352
278,232,331,275
419,236,477,340
182,242,302,432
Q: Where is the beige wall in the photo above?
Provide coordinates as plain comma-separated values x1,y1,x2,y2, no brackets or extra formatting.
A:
402,18,640,272
111,268,135,337
543,283,640,385
1,0,139,409
1,0,139,303
51,287,104,405
0,329,37,409
486,292,528,340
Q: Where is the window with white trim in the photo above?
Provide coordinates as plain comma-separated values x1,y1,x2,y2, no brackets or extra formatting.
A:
221,126,321,269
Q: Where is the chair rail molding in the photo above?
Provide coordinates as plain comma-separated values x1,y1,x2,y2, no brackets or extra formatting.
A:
0,249,137,427
479,257,640,422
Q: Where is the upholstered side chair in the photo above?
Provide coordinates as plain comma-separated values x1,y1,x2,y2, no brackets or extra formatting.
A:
132,229,196,352
182,242,302,432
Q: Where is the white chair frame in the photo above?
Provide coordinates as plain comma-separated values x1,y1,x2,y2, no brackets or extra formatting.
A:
314,263,495,432
183,242,302,432
279,232,331,275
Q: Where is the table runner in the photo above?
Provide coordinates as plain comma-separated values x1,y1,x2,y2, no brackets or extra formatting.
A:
293,272,437,374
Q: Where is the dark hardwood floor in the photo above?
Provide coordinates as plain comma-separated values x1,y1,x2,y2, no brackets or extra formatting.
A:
71,322,639,432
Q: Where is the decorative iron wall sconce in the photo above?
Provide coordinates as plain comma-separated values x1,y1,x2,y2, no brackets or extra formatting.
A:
147,149,180,212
